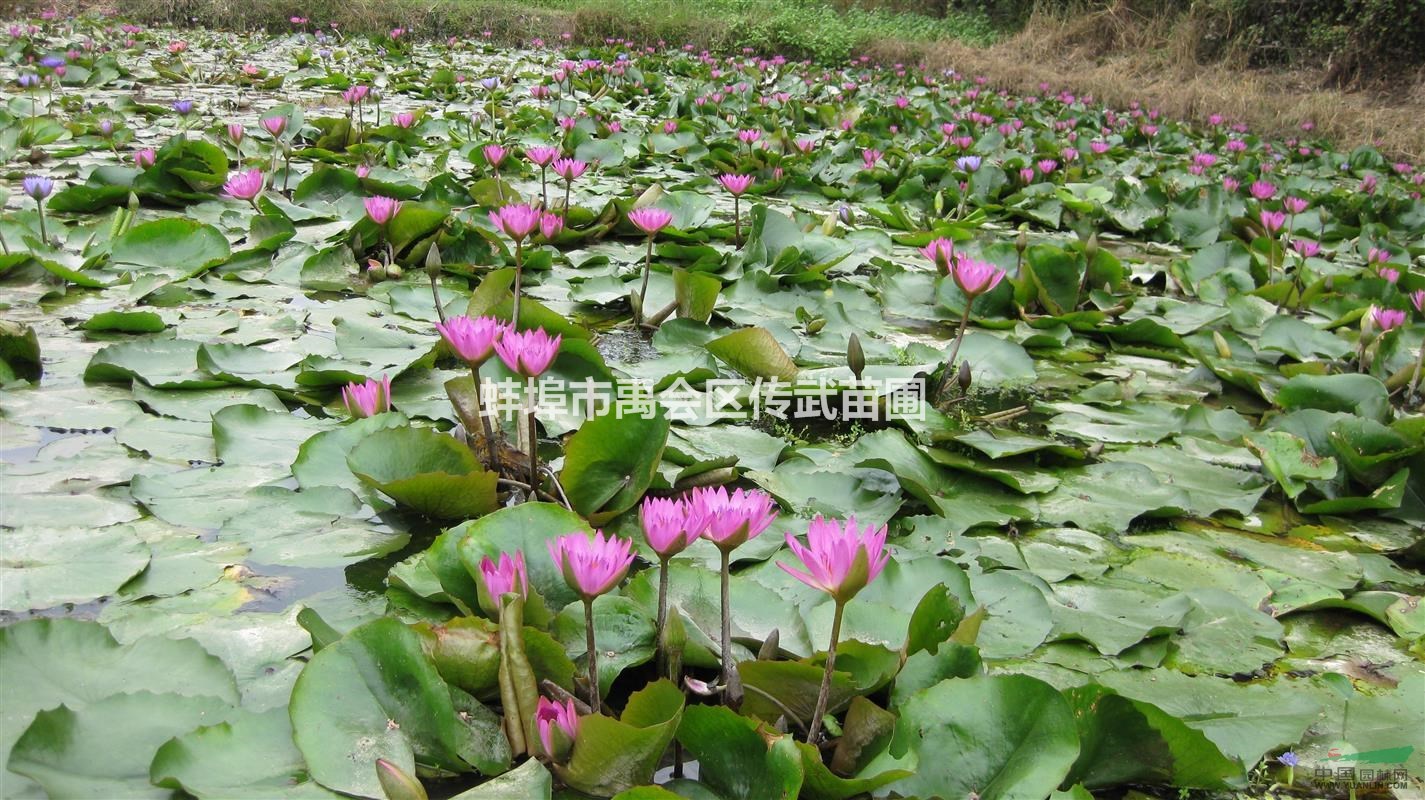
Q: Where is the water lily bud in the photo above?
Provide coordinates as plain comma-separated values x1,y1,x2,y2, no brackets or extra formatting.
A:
933,190,944,217
375,759,428,800
1359,312,1374,340
368,265,387,281
1213,331,1232,359
1084,232,1098,263
820,212,837,236
847,333,865,381
424,242,442,279
387,264,403,280
629,290,643,320
758,629,780,660
806,317,826,334
956,360,972,392
1323,276,1334,292
1015,227,1028,254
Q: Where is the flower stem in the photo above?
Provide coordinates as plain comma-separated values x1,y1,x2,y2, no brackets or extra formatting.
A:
563,180,572,223
512,240,524,327
806,600,844,744
946,303,972,370
35,203,47,245
733,196,741,246
719,548,734,692
584,597,600,714
636,235,653,324
525,375,538,494
430,273,447,324
539,167,548,208
1408,343,1424,403
656,557,670,677
470,364,500,468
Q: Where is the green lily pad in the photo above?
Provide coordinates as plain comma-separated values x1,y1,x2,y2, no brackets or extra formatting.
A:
346,426,498,519
289,617,509,798
556,680,684,797
0,525,150,612
559,404,670,525
874,674,1080,800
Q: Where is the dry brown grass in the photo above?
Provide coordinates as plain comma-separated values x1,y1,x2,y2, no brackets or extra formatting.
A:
866,3,1425,160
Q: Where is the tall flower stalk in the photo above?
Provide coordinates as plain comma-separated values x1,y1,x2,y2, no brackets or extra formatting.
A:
628,207,673,325
548,531,636,714
489,203,541,324
364,195,401,266
639,496,707,676
690,486,778,699
526,146,559,207
436,315,506,467
941,251,1006,369
779,516,889,743
552,158,587,222
22,176,53,244
717,174,753,246
495,327,562,489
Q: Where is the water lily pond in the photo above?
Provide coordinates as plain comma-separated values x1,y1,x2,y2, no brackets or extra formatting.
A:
1,13,1423,800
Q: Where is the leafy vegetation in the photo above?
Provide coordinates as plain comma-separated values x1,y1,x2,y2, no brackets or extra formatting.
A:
1,10,1423,800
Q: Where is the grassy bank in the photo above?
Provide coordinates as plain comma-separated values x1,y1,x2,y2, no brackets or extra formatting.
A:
108,0,998,62
23,0,1425,157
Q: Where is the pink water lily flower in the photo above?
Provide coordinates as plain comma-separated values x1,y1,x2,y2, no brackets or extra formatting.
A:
628,207,673,235
1249,180,1277,201
341,374,391,418
393,111,416,128
526,146,559,167
552,158,588,180
223,169,264,202
640,496,708,559
133,148,157,168
1260,210,1286,234
920,237,955,276
489,203,541,241
226,122,244,142
779,515,890,604
483,144,506,166
259,116,286,137
540,212,563,240
548,530,636,600
717,174,753,196
364,195,400,225
495,327,562,377
1370,306,1406,332
1409,289,1424,314
691,486,778,552
535,697,579,761
952,253,1006,299
436,315,505,364
479,550,528,601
